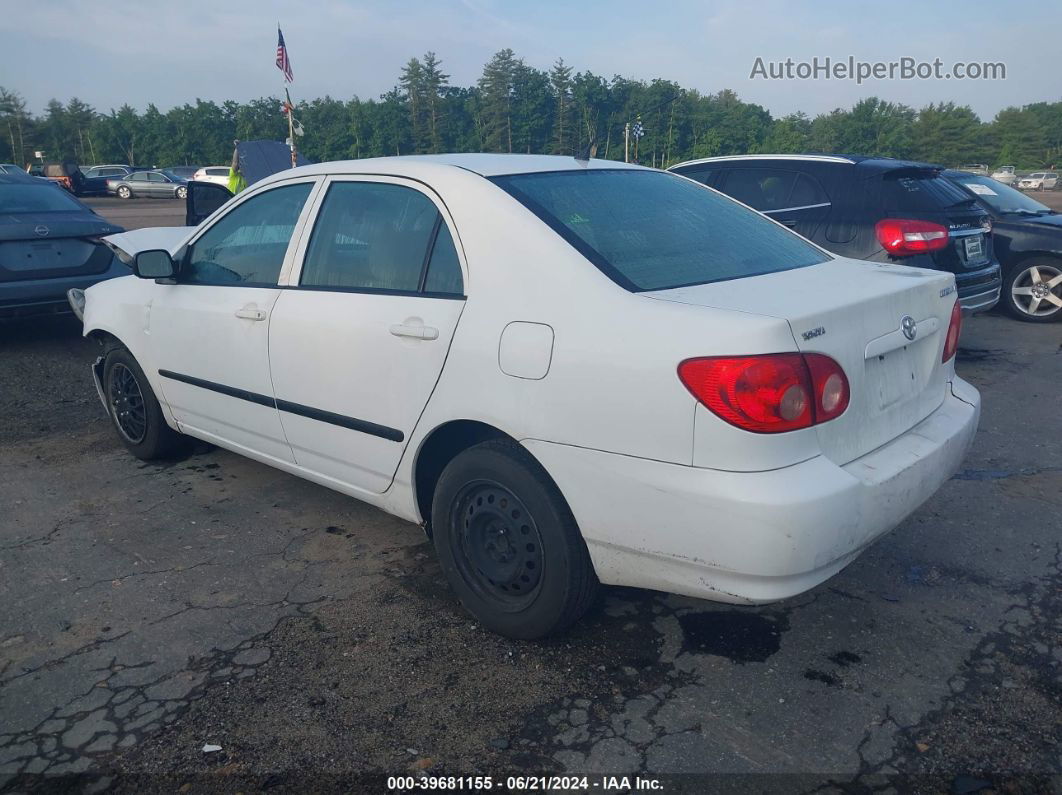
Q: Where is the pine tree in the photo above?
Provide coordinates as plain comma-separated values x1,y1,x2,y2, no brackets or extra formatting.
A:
422,52,449,153
549,58,573,155
478,49,518,152
399,57,426,152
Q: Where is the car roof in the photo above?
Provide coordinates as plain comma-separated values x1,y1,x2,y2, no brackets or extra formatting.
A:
256,154,646,187
0,171,43,184
669,153,944,173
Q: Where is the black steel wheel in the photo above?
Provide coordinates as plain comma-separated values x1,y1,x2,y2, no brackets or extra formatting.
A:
449,480,545,611
102,346,188,460
107,362,147,444
431,439,598,639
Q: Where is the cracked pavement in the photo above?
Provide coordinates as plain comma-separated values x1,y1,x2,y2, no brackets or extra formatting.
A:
1,309,1060,792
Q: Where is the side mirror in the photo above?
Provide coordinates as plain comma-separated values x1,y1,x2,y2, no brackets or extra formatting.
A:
133,249,176,280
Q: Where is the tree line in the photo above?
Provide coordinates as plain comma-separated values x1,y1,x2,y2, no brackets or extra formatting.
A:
2,49,1060,170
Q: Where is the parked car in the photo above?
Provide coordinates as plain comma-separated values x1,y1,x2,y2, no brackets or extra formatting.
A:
0,163,52,184
80,165,139,196
1017,172,1059,191
0,171,126,319
990,165,1017,186
944,169,1062,322
40,161,85,194
192,166,232,186
669,154,1001,314
107,169,189,200
80,154,979,638
959,163,990,176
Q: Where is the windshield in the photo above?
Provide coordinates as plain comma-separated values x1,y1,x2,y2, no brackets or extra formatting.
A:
951,174,1052,215
490,169,830,292
0,184,86,213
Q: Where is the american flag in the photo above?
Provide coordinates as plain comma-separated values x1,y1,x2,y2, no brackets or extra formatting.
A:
276,27,293,83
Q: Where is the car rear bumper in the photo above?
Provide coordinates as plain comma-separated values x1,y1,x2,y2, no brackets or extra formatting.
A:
955,263,1001,314
524,377,980,604
0,259,129,319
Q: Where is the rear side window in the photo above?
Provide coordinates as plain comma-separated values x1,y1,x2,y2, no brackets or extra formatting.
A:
184,182,312,285
721,169,799,211
491,169,829,292
208,168,229,177
301,181,453,294
880,171,973,212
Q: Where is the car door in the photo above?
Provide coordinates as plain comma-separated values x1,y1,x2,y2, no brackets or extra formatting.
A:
268,176,466,493
146,171,169,196
148,178,321,463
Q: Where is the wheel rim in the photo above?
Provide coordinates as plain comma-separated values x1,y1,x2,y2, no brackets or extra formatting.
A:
449,480,544,611
177,187,186,198
1011,263,1062,317
108,363,147,443
118,187,129,198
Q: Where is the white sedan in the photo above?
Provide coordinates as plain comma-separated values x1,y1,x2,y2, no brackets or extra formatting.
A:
72,154,980,639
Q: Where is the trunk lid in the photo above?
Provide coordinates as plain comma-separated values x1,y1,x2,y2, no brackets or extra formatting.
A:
649,257,957,465
0,212,124,283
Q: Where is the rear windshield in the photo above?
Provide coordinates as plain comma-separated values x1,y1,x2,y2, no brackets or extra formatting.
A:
950,174,1052,215
0,184,85,213
490,169,829,291
880,170,975,213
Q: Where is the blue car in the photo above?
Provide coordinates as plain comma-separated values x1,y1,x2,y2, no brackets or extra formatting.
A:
0,171,127,319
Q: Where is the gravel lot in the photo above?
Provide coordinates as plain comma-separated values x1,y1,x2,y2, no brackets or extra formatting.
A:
0,192,1059,792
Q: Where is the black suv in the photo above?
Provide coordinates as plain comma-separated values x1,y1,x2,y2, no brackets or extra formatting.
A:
669,155,1001,313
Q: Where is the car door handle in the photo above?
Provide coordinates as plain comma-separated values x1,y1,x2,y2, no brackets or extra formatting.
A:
235,307,267,321
390,323,439,340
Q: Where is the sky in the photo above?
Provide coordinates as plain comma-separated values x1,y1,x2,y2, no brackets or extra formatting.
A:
3,0,1060,121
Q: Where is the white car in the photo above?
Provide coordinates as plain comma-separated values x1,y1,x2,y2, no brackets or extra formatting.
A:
990,165,1017,185
192,166,231,186
71,155,980,639
1018,172,1059,191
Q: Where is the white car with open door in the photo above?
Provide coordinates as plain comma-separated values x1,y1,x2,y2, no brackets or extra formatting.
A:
74,155,980,639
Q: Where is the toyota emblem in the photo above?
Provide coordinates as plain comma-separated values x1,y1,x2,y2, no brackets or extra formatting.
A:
900,315,917,341
34,224,50,237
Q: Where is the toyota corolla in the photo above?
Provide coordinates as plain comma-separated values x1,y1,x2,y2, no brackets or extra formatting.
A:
74,154,980,639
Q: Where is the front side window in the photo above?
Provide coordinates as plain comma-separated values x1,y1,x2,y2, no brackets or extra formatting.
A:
183,182,313,285
301,181,460,294
492,169,829,292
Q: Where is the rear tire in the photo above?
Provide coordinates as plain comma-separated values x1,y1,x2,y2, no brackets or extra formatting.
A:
116,185,132,199
102,346,188,459
1000,259,1062,322
431,439,598,639
176,186,187,199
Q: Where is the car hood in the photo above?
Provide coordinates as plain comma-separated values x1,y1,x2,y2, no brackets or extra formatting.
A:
102,226,193,263
0,211,122,241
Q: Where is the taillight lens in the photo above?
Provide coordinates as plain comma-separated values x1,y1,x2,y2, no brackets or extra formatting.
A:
942,299,962,363
875,218,949,256
677,353,850,434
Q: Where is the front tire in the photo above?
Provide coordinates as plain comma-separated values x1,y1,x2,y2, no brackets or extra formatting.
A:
116,185,132,199
431,439,598,639
103,347,187,459
1000,259,1062,322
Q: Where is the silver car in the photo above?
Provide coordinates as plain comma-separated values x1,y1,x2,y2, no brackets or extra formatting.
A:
108,169,189,200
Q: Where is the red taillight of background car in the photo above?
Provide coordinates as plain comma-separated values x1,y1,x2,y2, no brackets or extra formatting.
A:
677,353,850,434
942,299,962,363
875,218,949,256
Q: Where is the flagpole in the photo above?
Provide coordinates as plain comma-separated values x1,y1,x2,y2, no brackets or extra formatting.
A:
285,87,297,168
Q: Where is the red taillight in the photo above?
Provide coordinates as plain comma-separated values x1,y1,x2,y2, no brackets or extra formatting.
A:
942,299,962,363
875,218,949,256
677,353,850,434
